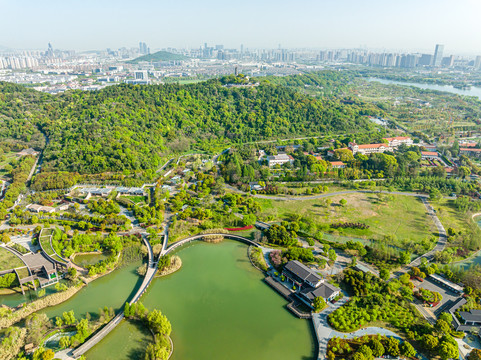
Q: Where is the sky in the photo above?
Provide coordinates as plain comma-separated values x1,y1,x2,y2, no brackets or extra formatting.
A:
1,0,481,55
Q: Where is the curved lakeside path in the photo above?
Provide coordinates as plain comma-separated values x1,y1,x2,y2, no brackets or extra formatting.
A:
312,297,402,359
59,188,450,359
65,232,258,359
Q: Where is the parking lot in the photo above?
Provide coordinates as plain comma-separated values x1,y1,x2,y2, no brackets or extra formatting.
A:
413,278,461,315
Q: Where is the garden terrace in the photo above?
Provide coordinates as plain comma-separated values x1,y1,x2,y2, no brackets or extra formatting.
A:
38,231,69,266
0,247,24,271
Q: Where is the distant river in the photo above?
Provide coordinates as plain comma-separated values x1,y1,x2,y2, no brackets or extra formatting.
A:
369,78,481,100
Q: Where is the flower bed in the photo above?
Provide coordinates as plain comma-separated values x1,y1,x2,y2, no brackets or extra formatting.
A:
224,225,254,231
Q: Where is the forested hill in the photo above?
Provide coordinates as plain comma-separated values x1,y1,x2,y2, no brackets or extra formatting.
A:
0,75,382,174
127,51,188,63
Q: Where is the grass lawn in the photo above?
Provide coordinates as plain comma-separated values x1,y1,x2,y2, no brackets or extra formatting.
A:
122,195,146,204
432,198,481,257
433,198,474,234
0,248,24,271
258,193,437,248
228,228,261,240
15,267,30,279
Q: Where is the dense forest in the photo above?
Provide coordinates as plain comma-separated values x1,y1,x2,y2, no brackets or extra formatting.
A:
0,73,382,174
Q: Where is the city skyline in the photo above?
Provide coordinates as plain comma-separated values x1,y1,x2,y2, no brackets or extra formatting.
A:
1,0,481,55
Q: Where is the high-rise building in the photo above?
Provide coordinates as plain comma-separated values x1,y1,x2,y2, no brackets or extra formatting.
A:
135,70,148,80
419,54,433,66
139,42,148,55
433,44,444,66
475,56,481,70
442,55,455,67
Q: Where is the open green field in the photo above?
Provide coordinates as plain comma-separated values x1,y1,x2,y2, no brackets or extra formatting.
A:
258,193,437,249
0,247,24,271
433,198,481,257
0,151,18,169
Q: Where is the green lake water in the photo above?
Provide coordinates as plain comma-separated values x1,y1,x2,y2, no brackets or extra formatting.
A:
41,261,143,320
73,252,109,267
87,240,315,360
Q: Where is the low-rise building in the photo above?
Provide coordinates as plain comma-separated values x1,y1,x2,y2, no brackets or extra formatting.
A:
348,142,392,155
283,260,323,289
460,148,481,157
383,136,413,148
459,309,481,327
429,274,464,294
329,161,346,169
282,260,341,306
299,282,340,303
26,204,55,213
249,182,264,191
17,148,39,157
421,151,439,159
267,153,294,167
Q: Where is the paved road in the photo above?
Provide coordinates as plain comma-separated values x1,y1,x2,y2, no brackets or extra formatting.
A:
226,184,432,201
409,197,447,268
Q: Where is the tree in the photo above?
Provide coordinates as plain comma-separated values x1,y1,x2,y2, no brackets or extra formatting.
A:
37,349,54,360
422,334,439,352
242,213,256,226
124,302,131,318
468,349,481,360
62,310,76,325
358,344,374,360
144,341,170,360
439,340,459,360
369,339,385,357
400,341,416,358
379,268,390,281
399,273,411,285
352,352,367,360
339,199,347,207
351,256,357,267
55,317,63,328
59,336,71,349
436,319,452,335
328,249,337,262
458,166,471,179
429,188,442,201
147,309,172,336
439,312,453,324
68,267,77,279
399,251,411,265
312,297,327,312
385,337,400,356
335,148,354,162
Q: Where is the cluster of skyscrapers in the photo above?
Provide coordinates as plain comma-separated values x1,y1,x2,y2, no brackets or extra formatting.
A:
139,42,150,55
319,44,477,69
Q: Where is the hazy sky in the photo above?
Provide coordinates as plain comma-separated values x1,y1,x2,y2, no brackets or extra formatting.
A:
1,0,481,55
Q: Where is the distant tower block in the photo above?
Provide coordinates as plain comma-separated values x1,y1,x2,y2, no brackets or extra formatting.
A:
235,66,238,76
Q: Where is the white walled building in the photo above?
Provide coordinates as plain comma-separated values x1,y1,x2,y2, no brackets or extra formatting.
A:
348,142,392,155
383,136,413,148
267,153,294,167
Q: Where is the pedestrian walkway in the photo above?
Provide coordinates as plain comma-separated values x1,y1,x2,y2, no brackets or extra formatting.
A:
311,296,402,359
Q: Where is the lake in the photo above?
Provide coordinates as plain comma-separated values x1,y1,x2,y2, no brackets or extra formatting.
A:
369,78,481,100
86,240,316,360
